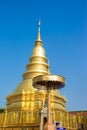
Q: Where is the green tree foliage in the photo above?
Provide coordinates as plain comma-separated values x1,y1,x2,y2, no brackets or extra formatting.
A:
0,107,4,113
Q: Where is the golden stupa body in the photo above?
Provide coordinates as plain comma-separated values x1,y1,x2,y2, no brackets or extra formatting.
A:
6,23,67,113
0,23,68,129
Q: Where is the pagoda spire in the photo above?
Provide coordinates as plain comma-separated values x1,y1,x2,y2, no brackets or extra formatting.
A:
35,20,42,46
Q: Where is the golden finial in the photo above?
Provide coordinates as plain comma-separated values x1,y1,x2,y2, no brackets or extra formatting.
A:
36,20,42,42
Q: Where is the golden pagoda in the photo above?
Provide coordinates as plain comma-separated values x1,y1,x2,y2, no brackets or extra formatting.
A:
0,22,86,130
6,21,67,113
0,22,68,130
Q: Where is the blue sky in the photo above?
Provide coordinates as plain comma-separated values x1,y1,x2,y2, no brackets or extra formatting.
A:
0,0,87,111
